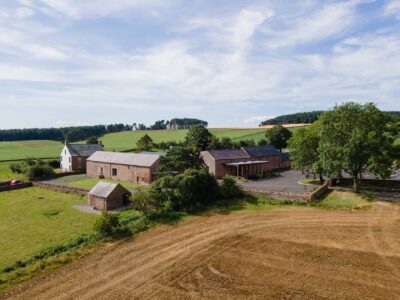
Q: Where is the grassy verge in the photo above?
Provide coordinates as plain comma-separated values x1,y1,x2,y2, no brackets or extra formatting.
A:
298,179,322,186
51,174,139,190
315,190,372,210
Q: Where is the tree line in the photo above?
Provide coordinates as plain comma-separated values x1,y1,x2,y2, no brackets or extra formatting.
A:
0,118,209,142
0,124,130,142
260,110,400,126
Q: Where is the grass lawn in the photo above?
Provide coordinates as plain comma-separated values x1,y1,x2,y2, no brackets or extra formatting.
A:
52,174,138,190
0,140,62,161
315,190,372,210
0,188,97,271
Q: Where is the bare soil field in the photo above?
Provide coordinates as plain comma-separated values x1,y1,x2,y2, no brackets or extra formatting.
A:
1,202,400,300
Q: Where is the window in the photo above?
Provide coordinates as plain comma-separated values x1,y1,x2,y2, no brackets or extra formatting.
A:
69,157,71,163
136,176,139,183
142,177,145,182
64,150,66,154
77,157,82,162
100,167,103,175
112,168,117,176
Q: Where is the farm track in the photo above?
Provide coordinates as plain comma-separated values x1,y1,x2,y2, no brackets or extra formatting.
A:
2,203,400,299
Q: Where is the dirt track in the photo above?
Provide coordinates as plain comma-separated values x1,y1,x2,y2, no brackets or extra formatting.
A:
2,202,400,299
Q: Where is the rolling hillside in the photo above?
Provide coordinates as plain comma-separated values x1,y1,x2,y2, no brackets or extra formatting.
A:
0,127,299,161
0,140,63,161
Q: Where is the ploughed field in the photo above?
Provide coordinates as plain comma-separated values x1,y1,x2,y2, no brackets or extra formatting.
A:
2,202,400,299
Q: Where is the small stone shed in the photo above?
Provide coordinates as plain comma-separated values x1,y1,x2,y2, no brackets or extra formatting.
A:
88,182,131,211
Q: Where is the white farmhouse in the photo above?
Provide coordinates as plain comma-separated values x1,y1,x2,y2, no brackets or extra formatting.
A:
60,141,104,172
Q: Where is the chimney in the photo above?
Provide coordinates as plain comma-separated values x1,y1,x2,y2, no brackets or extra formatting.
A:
99,140,103,147
64,140,69,145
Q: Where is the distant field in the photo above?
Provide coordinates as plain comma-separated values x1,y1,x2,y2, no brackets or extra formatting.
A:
101,128,269,151
0,188,97,271
0,140,62,161
0,127,304,161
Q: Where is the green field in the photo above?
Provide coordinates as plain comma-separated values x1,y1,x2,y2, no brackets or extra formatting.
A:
101,128,268,151
0,188,97,270
0,127,306,161
51,174,138,190
0,140,62,161
0,128,270,160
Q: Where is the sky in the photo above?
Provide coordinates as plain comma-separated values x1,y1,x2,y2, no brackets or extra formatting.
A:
0,0,399,129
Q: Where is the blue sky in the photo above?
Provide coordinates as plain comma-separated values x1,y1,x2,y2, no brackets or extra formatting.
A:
0,0,399,129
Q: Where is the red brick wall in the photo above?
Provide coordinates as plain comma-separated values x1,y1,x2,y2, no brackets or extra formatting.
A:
202,153,291,179
86,161,155,184
71,156,89,172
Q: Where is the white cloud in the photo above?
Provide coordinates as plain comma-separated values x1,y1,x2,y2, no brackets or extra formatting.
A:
384,0,400,19
264,2,358,49
15,7,35,18
36,0,172,18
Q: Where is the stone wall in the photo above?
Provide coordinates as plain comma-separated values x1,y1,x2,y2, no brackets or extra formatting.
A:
29,171,83,182
0,182,33,192
242,187,310,202
309,181,331,201
332,178,400,189
33,182,88,196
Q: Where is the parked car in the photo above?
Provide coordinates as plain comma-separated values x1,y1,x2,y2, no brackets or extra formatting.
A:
10,179,24,186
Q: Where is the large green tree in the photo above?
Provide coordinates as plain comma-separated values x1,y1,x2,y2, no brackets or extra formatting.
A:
136,134,154,151
288,121,324,183
158,146,204,173
185,125,213,152
318,102,395,193
265,125,292,152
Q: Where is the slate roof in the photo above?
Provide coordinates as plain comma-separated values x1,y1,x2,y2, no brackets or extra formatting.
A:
242,146,281,157
204,145,281,161
87,151,161,167
205,149,250,160
66,143,103,157
88,181,131,198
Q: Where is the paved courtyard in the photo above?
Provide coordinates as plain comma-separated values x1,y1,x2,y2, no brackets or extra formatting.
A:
239,170,318,194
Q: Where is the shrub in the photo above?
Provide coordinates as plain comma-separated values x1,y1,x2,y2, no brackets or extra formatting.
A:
26,165,54,178
220,175,242,200
131,186,171,217
93,212,131,238
173,168,219,211
93,212,120,237
132,168,220,215
9,162,23,174
48,160,60,169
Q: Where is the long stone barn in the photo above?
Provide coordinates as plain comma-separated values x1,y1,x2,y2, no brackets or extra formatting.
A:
86,151,162,184
200,146,291,179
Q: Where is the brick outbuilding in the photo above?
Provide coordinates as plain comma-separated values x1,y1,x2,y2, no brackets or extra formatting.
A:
201,146,291,179
86,151,161,184
88,182,131,211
